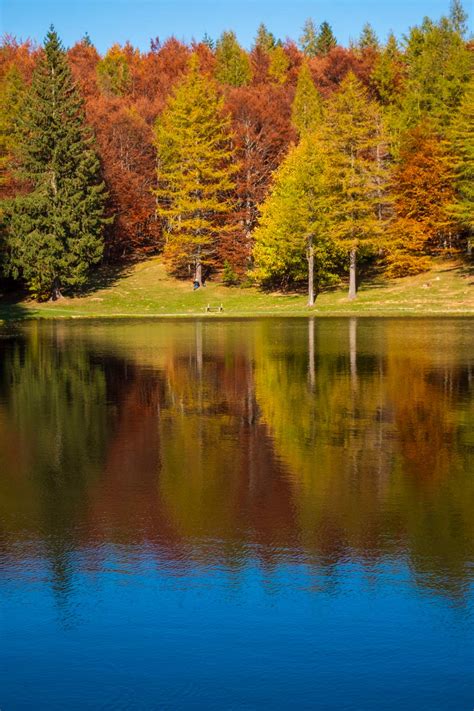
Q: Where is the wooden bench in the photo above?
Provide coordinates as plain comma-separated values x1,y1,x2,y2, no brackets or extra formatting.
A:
205,304,224,313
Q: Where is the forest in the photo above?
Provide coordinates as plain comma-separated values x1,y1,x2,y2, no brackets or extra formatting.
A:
0,1,472,303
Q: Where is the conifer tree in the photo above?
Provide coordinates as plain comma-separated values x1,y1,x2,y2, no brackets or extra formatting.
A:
215,31,252,87
450,0,468,35
202,33,214,51
448,78,474,235
299,19,319,58
5,28,108,300
402,14,472,130
253,134,340,305
254,23,276,52
291,62,323,136
154,56,236,285
371,33,401,106
358,23,380,50
268,45,290,84
321,72,389,298
316,22,337,56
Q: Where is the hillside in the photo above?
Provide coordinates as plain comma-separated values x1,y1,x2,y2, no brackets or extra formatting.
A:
0,257,473,321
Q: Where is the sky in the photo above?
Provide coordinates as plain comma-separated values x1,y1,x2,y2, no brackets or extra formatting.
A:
1,0,468,53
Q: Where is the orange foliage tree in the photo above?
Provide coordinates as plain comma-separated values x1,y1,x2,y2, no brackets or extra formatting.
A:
386,124,460,276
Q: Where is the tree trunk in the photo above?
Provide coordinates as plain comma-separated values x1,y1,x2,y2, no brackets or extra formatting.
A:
307,235,315,307
348,248,357,300
195,258,202,287
50,279,62,301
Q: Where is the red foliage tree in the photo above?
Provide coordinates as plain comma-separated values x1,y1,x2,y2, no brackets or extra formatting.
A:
223,84,295,271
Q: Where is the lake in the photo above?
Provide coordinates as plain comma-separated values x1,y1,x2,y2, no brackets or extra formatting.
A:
0,317,473,710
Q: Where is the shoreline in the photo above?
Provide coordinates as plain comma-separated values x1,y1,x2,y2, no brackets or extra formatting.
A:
1,307,473,323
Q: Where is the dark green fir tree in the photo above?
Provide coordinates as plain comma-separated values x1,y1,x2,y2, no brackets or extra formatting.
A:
6,27,108,300
316,21,337,56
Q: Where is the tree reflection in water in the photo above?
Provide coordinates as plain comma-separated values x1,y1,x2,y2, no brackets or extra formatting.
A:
0,318,472,603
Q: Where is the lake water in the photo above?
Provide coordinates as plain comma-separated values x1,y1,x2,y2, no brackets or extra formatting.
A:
0,318,473,710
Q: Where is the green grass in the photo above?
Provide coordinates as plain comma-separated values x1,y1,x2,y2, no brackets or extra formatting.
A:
0,257,473,321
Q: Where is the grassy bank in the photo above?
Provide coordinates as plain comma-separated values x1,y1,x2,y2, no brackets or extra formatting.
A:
0,257,472,321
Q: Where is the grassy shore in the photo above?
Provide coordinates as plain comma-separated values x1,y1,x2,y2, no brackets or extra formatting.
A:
0,257,472,321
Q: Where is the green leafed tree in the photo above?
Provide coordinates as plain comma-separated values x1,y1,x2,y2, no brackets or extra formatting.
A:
371,33,401,106
448,77,474,237
253,133,341,306
291,62,323,137
321,72,389,298
154,55,237,285
401,13,472,130
299,19,319,58
202,33,215,51
316,21,337,55
4,28,108,300
215,31,252,87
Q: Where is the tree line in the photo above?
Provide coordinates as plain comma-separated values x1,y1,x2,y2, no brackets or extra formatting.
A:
0,2,472,301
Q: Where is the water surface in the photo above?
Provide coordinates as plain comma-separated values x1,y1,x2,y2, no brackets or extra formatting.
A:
0,318,473,710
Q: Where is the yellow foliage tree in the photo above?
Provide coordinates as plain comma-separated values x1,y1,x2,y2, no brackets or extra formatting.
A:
154,56,237,285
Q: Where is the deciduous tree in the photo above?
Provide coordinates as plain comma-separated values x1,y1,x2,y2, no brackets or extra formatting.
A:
299,19,318,58
225,84,293,272
253,133,340,305
448,77,474,235
291,61,323,136
215,31,252,87
321,72,389,298
387,124,459,275
154,56,236,284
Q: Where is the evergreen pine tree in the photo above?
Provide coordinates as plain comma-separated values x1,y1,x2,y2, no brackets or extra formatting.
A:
299,19,319,58
291,62,323,136
316,21,337,56
202,33,215,51
5,28,108,300
215,31,252,87
358,23,380,50
154,55,237,285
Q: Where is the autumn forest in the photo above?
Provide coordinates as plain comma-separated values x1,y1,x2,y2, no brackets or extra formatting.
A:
0,1,472,303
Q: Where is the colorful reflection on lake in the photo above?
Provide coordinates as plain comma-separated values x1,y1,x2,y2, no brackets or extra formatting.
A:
0,318,473,710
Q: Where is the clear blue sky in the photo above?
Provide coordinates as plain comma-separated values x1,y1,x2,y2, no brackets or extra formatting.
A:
1,0,468,53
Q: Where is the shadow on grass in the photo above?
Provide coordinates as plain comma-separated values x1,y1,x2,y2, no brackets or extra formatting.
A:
0,262,132,321
459,261,474,279
75,262,133,297
0,301,32,323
